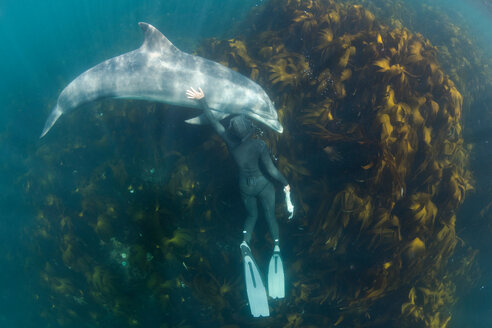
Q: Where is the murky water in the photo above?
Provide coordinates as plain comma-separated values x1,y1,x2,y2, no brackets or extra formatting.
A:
0,0,490,327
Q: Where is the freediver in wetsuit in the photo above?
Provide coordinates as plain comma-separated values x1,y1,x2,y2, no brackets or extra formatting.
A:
186,87,291,243
186,87,292,316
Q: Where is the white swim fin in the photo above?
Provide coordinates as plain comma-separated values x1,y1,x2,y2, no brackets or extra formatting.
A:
240,241,270,317
268,245,285,299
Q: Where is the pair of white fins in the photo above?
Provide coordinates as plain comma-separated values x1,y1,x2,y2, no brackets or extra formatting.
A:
240,241,284,317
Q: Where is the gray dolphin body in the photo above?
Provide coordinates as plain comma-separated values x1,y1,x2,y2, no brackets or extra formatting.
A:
40,22,283,138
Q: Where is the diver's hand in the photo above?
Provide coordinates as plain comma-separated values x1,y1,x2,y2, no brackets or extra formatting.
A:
284,186,294,220
186,87,204,100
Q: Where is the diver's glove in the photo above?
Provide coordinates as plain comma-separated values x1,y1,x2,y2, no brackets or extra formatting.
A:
284,190,294,220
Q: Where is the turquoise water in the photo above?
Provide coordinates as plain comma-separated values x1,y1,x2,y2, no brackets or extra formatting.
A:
0,0,491,327
1,1,254,326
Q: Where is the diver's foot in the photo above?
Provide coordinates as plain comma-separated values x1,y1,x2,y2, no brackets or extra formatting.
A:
273,239,280,253
240,241,251,255
241,240,270,317
268,244,285,299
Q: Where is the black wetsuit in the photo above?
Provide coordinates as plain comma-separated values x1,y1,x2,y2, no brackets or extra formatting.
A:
199,99,288,244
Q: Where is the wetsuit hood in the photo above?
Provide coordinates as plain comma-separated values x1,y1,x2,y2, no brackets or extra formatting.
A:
229,115,254,142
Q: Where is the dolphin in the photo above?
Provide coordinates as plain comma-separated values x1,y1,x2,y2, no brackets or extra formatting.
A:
40,22,283,138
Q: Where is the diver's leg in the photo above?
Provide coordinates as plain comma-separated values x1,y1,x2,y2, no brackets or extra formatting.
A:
239,191,270,316
241,193,258,244
258,182,279,245
259,181,285,299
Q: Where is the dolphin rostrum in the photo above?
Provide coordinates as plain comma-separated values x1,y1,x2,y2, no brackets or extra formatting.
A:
40,22,283,138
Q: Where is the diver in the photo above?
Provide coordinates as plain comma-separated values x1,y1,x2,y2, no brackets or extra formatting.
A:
186,87,294,317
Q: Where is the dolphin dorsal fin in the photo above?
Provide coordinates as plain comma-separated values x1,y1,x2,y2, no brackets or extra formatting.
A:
138,22,179,54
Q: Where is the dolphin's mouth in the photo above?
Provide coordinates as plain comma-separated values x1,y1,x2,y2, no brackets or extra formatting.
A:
262,117,284,133
270,120,284,133
246,111,283,133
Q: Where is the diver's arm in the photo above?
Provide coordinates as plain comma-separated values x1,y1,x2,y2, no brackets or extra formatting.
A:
259,144,294,218
199,99,228,138
186,87,228,140
259,143,289,187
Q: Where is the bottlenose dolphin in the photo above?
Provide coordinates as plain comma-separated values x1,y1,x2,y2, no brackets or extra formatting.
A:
40,22,283,138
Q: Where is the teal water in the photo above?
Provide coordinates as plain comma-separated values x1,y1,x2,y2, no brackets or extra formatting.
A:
0,0,491,327
0,1,255,326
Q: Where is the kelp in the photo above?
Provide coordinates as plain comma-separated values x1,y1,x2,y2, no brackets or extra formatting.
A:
20,0,483,327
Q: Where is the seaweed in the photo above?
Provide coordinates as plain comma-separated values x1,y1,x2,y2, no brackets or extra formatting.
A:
21,0,487,327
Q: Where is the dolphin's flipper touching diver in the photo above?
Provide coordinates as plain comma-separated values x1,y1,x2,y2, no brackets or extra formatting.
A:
40,22,283,138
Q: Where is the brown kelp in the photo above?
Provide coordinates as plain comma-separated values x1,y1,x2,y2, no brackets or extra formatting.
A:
21,0,483,327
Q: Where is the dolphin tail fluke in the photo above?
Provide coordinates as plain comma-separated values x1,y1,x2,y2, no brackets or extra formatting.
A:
40,106,63,138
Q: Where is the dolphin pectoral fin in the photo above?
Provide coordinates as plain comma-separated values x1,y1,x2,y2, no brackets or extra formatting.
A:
138,22,179,54
185,112,229,125
40,106,63,138
184,114,206,125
